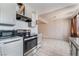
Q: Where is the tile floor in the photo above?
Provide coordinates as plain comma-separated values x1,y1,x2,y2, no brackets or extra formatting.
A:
35,39,70,56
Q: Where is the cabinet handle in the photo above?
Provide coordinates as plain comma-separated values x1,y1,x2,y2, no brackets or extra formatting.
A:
0,43,6,56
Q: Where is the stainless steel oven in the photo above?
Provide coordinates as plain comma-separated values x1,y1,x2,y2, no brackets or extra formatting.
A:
16,29,38,56
24,36,37,55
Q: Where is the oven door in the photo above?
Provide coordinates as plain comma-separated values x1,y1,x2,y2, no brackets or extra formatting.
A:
24,37,37,54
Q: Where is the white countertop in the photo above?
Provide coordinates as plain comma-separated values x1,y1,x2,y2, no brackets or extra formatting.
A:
0,36,23,43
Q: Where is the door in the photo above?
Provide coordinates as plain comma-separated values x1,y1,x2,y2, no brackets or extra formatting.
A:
24,37,37,53
0,3,16,25
2,38,23,56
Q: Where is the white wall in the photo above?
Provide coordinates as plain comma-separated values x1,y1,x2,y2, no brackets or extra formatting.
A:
38,18,71,41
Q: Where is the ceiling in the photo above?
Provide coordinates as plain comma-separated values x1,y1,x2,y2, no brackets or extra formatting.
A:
29,3,79,20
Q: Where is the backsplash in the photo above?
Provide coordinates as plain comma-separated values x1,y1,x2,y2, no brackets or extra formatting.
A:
13,20,28,30
0,20,38,34
0,20,28,30
0,26,14,30
30,25,38,35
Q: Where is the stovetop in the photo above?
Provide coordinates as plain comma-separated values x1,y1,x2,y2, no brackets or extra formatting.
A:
16,32,37,38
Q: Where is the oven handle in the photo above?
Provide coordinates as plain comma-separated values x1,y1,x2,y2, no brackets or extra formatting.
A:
24,37,37,41
4,39,21,44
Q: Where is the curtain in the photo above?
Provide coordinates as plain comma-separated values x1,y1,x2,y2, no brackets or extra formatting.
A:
70,15,77,37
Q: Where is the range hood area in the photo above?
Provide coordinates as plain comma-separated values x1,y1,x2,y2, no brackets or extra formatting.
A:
16,13,32,22
16,3,32,22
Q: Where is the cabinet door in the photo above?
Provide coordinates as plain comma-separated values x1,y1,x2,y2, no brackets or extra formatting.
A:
2,39,23,56
0,3,16,25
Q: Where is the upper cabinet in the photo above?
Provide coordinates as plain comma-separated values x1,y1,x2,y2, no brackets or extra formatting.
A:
0,3,16,26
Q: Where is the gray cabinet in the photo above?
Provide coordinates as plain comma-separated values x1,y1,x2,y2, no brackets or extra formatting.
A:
0,3,16,26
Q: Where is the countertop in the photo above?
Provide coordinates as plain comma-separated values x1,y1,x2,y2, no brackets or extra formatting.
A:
0,36,23,42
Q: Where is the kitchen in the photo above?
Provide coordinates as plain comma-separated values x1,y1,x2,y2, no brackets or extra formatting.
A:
0,3,39,56
0,3,79,56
